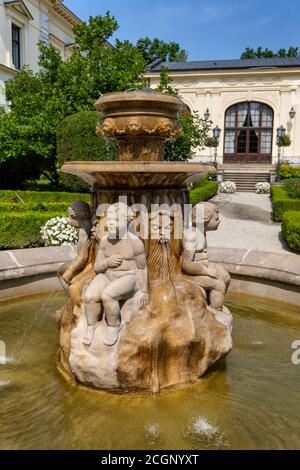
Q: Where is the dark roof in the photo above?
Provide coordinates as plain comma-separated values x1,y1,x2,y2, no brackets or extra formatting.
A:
147,57,300,73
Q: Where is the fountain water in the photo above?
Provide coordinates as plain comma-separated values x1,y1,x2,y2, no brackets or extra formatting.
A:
56,90,233,393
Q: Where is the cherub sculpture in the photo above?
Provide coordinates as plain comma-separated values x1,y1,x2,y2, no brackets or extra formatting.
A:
57,200,92,293
82,202,149,347
182,202,230,311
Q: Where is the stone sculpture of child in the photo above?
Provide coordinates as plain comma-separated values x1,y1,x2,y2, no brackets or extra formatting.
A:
182,202,230,311
57,200,92,293
82,202,149,347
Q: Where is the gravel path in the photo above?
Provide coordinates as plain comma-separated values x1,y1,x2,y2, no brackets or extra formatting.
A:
206,192,290,253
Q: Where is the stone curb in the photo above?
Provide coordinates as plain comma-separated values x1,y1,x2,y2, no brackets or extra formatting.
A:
208,246,300,287
0,246,76,281
0,245,299,288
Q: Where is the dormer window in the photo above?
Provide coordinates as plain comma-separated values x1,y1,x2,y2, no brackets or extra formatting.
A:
12,23,21,69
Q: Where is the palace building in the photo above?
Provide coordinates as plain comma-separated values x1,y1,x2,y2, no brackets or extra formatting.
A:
146,57,300,185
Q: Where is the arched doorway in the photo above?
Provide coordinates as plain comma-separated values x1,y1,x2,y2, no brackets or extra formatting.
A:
223,102,273,163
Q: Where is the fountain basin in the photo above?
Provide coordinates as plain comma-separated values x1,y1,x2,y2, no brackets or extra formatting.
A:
61,161,215,188
0,291,299,450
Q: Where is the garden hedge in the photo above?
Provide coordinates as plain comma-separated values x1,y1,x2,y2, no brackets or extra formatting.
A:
283,178,300,199
192,173,216,189
0,190,90,250
0,190,90,204
57,111,116,192
270,185,300,221
190,182,219,205
0,211,68,250
0,202,70,213
276,163,300,180
282,211,300,252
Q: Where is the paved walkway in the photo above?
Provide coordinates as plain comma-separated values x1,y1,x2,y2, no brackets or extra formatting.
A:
207,192,290,254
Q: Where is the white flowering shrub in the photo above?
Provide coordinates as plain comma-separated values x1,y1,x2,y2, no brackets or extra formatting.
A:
219,181,236,193
255,182,270,194
40,217,79,246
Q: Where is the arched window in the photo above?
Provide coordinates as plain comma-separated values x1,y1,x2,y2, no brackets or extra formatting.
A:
224,102,273,163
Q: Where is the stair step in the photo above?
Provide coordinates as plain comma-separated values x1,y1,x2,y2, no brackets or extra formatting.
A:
223,178,270,181
221,168,271,191
224,180,269,182
223,174,270,177
223,174,270,178
220,165,275,169
224,180,269,183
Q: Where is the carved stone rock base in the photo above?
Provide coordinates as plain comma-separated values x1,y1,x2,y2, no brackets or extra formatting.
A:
62,279,232,393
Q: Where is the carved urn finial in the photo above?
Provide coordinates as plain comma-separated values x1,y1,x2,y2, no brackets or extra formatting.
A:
95,91,184,161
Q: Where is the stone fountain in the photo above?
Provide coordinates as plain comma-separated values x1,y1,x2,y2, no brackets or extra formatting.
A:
55,90,233,393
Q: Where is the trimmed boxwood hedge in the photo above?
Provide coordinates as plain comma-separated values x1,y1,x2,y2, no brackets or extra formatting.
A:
0,211,68,250
0,190,90,250
0,202,70,213
283,178,300,199
190,182,218,205
0,190,90,204
270,185,300,221
282,211,300,252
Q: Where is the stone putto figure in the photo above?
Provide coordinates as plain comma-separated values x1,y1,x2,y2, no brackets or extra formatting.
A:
182,202,230,312
82,202,149,347
57,200,92,293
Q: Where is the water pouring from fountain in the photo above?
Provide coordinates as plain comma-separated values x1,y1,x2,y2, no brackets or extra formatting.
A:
56,89,233,393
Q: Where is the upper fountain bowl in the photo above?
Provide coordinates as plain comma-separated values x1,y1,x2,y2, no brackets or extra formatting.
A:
62,90,215,189
95,91,186,161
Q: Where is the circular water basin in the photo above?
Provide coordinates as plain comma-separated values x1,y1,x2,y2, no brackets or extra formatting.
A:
0,291,299,450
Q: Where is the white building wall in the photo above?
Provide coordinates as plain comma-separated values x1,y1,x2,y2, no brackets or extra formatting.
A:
149,70,300,165
48,9,76,59
0,0,79,106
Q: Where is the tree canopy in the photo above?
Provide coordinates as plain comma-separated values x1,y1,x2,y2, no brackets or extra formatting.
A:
136,37,188,65
0,12,146,188
241,46,299,59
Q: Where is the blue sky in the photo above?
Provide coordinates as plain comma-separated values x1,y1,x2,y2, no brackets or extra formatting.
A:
64,0,300,61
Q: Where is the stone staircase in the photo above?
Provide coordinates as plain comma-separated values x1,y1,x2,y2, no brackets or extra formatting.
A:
219,164,275,192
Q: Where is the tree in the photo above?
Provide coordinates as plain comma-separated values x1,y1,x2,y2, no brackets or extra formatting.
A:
0,12,146,188
156,69,211,161
241,46,299,59
164,112,211,162
155,66,178,96
0,68,61,188
136,37,187,65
